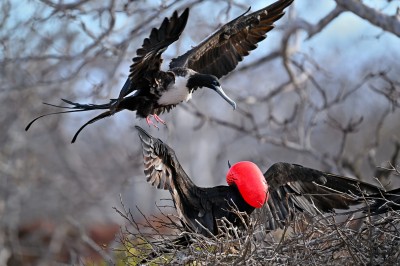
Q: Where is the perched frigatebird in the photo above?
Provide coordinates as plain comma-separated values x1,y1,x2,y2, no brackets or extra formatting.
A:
136,126,398,236
26,0,294,143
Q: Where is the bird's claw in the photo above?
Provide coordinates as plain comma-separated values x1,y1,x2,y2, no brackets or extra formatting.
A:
153,114,166,125
146,115,166,129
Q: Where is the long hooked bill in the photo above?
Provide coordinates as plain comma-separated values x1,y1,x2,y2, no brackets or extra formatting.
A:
212,85,236,110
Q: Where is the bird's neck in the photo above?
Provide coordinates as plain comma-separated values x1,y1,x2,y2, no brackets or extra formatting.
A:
229,185,256,215
168,161,197,204
186,73,212,91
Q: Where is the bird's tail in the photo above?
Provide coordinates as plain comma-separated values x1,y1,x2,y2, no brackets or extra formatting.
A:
45,98,116,112
25,98,117,142
70,110,114,143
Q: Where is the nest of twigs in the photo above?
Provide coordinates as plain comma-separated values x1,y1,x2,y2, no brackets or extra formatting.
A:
115,199,400,265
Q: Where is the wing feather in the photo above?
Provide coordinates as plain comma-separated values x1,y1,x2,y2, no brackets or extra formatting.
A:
137,126,182,191
261,162,384,230
169,0,293,78
136,126,232,235
117,9,189,101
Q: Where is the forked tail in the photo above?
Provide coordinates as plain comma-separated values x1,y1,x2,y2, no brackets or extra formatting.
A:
25,99,116,143
70,110,113,143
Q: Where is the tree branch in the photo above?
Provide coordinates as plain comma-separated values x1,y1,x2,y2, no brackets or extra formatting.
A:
334,0,400,38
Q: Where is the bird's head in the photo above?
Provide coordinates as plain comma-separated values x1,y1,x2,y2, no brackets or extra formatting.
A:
226,161,268,208
187,73,236,110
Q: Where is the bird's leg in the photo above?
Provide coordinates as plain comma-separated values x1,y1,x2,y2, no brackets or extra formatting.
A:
153,114,166,125
146,115,159,129
145,115,166,128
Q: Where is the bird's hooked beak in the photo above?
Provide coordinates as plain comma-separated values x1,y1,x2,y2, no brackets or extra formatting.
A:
212,85,237,110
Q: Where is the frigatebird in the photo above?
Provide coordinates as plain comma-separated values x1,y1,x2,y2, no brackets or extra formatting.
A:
26,0,294,143
136,126,398,236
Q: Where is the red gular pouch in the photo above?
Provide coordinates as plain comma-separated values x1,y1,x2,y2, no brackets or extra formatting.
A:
226,161,269,208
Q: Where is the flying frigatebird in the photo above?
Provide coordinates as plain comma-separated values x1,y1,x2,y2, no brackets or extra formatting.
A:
26,0,294,143
136,126,399,237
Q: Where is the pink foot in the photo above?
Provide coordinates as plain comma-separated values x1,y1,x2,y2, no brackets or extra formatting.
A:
153,114,166,125
146,115,158,128
145,115,167,128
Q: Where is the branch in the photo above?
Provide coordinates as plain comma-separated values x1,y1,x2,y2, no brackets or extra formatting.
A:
334,0,400,38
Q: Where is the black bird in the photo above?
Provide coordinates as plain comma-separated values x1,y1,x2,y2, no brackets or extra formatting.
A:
26,0,294,143
136,126,398,236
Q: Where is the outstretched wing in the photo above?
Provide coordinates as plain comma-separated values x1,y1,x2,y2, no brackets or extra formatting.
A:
261,162,383,230
361,187,400,215
136,126,222,234
136,125,189,191
169,0,293,78
117,9,189,101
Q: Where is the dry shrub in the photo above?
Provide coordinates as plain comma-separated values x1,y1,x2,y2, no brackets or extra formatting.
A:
116,197,400,265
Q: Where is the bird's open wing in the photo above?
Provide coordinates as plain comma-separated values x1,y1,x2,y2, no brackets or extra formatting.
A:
356,187,400,215
169,0,293,78
261,162,384,230
117,9,189,101
136,126,220,232
136,125,189,191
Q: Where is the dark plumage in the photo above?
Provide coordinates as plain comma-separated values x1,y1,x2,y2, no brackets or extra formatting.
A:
137,126,266,236
136,126,399,236
26,0,294,142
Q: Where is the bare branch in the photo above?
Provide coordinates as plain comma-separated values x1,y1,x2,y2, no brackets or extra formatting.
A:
334,0,400,38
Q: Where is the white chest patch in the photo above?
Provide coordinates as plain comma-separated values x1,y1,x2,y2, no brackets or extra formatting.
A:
157,76,192,105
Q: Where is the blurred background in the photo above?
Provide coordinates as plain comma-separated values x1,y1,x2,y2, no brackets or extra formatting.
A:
1,0,399,264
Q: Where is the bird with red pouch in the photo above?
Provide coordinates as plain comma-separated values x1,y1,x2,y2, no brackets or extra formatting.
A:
25,0,294,143
136,126,400,238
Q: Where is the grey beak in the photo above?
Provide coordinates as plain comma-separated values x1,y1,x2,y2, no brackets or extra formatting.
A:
212,85,237,110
